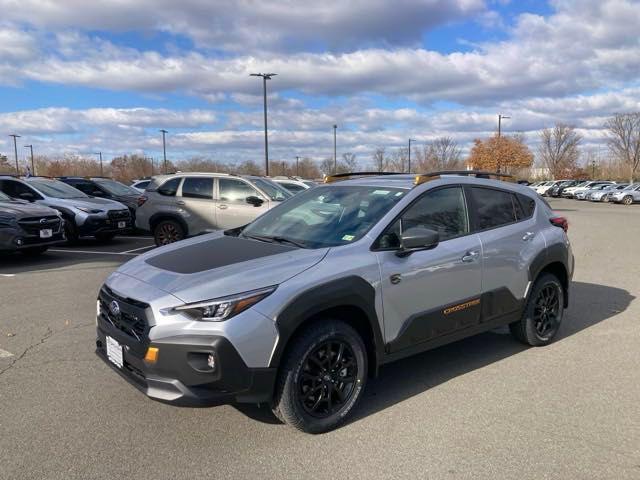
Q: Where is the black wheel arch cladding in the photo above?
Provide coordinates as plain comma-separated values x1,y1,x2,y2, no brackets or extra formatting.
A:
270,276,384,374
150,212,189,236
528,243,571,308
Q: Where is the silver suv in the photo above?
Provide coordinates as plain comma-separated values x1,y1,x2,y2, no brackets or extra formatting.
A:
0,176,132,242
135,172,293,245
610,183,640,204
96,171,573,433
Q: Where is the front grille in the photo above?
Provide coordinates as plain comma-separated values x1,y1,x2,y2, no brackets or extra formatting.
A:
18,216,62,235
108,209,130,220
98,286,150,341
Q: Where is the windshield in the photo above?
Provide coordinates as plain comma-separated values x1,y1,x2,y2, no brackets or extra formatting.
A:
0,190,10,201
28,179,88,199
623,184,638,190
241,185,407,248
95,179,140,196
251,178,293,201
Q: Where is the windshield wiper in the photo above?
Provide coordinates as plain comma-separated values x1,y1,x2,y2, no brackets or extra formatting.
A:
242,234,307,248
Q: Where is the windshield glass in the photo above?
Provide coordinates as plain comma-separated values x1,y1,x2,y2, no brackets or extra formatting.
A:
241,185,407,248
95,179,140,196
28,179,88,199
623,184,637,190
251,178,293,201
0,190,10,201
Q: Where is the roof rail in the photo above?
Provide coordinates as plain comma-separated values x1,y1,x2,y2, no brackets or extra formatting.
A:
413,170,514,186
323,172,403,183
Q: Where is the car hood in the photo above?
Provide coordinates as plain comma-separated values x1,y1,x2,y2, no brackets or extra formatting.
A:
115,231,329,303
48,196,127,211
0,200,59,217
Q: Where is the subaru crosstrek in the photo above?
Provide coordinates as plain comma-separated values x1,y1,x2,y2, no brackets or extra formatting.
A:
96,171,573,433
0,189,65,255
0,176,132,242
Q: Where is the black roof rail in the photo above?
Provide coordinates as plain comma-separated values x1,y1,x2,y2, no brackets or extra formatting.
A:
323,171,403,183
413,170,514,185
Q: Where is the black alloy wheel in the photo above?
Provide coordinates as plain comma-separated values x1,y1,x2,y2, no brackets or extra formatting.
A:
533,284,560,338
298,340,358,418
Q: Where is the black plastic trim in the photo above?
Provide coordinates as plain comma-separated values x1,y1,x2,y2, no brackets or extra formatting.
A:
149,212,190,237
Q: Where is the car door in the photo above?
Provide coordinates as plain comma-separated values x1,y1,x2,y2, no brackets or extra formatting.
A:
375,185,483,353
178,177,215,233
216,177,269,229
467,186,545,323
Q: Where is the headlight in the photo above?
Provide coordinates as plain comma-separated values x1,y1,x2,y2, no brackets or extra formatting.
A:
172,286,276,322
76,206,103,214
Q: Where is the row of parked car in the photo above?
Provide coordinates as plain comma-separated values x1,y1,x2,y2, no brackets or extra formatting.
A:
529,179,640,204
0,173,316,255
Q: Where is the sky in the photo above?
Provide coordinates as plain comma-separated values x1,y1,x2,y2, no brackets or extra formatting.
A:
0,0,639,168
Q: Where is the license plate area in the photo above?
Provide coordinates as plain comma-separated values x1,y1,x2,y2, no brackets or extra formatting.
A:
40,229,53,238
106,335,124,368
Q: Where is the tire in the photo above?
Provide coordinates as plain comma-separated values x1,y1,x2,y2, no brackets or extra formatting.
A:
20,246,48,256
95,233,116,242
153,219,185,246
510,273,564,346
272,319,368,434
623,195,633,205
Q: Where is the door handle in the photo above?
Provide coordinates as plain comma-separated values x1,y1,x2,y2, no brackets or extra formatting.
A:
217,204,228,210
176,200,185,206
461,251,479,263
522,231,535,241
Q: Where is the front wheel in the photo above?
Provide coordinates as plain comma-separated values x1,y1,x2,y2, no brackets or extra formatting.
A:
510,273,564,346
623,195,634,205
272,320,368,434
153,219,185,246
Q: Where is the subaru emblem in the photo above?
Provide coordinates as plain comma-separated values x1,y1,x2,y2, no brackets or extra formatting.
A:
40,218,47,224
109,300,120,316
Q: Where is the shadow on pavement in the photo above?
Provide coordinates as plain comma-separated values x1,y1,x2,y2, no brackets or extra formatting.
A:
237,281,634,428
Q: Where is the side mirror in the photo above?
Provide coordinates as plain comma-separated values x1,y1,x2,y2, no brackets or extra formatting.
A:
396,227,439,257
92,190,106,197
18,192,35,202
246,195,264,207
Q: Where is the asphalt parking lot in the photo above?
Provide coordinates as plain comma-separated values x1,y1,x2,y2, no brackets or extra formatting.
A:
1,199,639,479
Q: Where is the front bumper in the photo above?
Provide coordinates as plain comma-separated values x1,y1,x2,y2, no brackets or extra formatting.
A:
0,227,65,251
95,321,276,406
78,213,133,236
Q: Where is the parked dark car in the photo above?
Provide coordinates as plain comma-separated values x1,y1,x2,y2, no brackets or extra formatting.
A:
549,180,579,197
58,177,140,218
0,189,65,255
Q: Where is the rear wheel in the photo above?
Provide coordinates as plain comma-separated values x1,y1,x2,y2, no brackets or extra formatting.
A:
21,246,48,256
272,320,367,434
510,273,564,346
623,195,634,205
153,219,185,246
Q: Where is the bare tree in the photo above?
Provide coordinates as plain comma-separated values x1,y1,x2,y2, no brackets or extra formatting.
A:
319,157,334,176
605,112,640,184
418,137,463,171
338,152,358,173
372,147,389,172
537,124,582,179
388,147,408,172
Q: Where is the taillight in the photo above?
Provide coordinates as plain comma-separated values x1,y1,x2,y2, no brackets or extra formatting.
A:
137,195,147,207
550,216,568,232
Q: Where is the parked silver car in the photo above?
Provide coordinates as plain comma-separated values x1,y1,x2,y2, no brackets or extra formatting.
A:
136,172,293,245
609,183,640,205
588,183,629,202
271,176,316,194
96,171,573,433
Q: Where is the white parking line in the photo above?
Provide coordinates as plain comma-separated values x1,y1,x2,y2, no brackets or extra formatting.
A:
117,236,153,240
49,249,139,256
0,274,16,277
120,245,155,254
0,348,14,358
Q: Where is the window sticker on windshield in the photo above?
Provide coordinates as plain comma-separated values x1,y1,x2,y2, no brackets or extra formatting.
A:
342,234,355,241
395,191,404,196
372,190,390,195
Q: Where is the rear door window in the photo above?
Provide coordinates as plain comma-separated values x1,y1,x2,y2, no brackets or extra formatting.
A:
181,177,213,199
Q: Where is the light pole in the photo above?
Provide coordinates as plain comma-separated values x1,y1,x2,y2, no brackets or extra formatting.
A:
24,145,34,175
94,151,103,176
333,124,337,173
9,134,20,174
295,156,300,177
408,138,416,173
159,129,168,174
497,114,510,138
250,73,277,176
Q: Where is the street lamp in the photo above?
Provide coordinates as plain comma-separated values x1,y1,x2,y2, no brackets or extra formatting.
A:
250,73,277,176
9,134,20,174
333,124,337,173
295,156,300,177
24,144,34,175
497,114,510,138
408,138,416,173
159,129,168,174
94,151,103,176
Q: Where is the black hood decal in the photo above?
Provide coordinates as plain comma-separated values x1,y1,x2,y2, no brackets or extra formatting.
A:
145,235,295,274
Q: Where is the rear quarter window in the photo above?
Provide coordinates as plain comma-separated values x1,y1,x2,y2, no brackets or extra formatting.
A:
157,177,182,196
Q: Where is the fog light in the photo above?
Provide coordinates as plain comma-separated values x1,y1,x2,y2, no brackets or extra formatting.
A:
207,354,216,370
16,238,23,246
